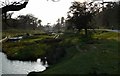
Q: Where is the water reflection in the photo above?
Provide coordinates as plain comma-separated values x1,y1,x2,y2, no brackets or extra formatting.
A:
0,52,47,74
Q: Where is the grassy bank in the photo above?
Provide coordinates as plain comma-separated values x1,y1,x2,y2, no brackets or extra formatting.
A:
28,31,120,75
2,30,120,75
2,30,56,61
2,29,44,38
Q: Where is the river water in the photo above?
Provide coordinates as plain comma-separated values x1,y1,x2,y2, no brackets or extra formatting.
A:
0,52,47,75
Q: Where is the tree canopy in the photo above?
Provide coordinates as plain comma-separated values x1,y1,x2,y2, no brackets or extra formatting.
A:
66,1,99,36
95,1,120,29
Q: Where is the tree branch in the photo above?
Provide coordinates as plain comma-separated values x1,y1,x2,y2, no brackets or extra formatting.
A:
1,0,29,14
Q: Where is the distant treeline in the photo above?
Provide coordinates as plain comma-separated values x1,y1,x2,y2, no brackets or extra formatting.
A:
2,1,120,30
2,14,42,30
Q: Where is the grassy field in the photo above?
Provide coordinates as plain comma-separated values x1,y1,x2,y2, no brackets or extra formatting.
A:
2,29,44,38
29,31,120,75
2,30,55,61
2,30,120,75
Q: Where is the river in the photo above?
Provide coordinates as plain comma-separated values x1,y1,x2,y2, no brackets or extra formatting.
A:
0,51,47,76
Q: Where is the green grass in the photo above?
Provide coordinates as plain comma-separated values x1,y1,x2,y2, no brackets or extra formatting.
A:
2,29,44,38
2,30,120,74
2,31,54,61
38,31,120,74
94,31,119,40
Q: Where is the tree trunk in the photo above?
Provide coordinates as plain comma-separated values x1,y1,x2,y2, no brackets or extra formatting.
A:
85,28,88,37
1,0,29,27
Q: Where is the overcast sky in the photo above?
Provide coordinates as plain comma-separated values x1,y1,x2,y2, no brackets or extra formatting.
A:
1,0,119,25
11,0,78,25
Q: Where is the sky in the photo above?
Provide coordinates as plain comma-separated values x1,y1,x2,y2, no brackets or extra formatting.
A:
11,0,80,25
1,0,119,25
